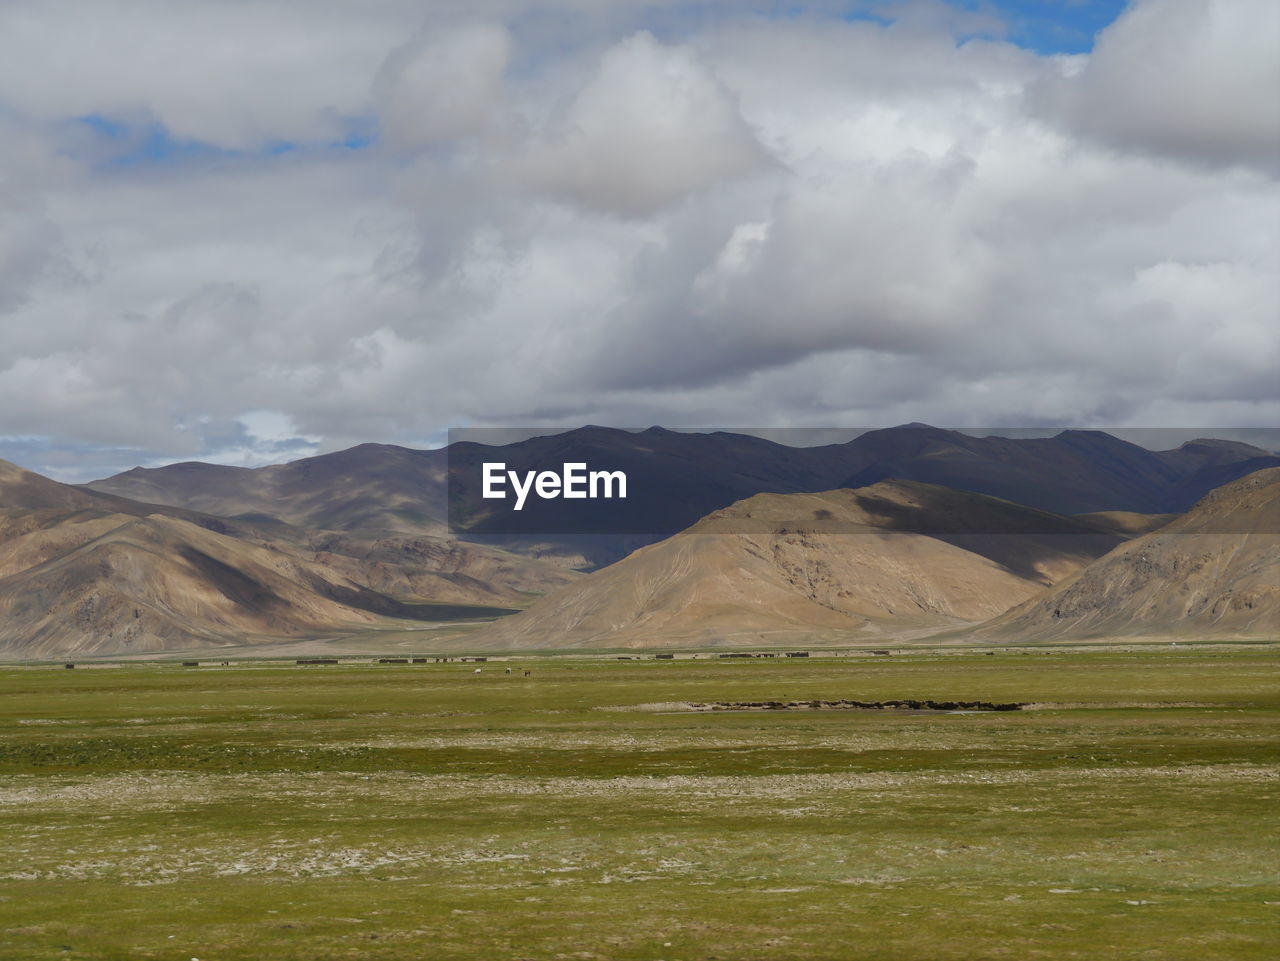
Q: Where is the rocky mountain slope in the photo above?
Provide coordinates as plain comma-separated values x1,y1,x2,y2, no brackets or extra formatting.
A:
10,432,1276,655
977,468,1280,640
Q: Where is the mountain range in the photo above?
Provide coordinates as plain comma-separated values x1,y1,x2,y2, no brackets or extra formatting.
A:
89,426,1280,549
0,425,1275,656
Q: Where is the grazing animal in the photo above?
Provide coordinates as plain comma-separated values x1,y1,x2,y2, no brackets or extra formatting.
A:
523,670,531,677
473,668,482,674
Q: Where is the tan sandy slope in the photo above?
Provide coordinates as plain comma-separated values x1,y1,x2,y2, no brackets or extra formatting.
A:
470,481,1128,649
0,513,395,657
979,468,1280,640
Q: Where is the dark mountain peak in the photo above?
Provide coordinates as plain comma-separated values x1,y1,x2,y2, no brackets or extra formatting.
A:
1172,438,1270,456
300,442,419,461
278,442,433,476
94,461,254,485
113,465,152,477
543,425,636,446
1053,428,1128,445
857,424,961,443
1051,430,1166,465
343,442,416,454
844,425,969,461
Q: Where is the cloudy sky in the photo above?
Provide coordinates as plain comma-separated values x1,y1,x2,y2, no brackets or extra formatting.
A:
0,0,1276,480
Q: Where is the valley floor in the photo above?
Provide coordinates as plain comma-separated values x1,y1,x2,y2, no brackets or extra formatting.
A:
0,648,1277,960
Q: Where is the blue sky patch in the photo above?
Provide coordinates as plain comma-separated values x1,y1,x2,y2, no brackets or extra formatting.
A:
836,0,1128,53
73,115,378,170
943,0,1129,54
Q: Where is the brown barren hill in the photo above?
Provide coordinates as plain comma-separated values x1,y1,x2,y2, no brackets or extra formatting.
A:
979,468,1280,640
0,513,394,657
0,459,575,657
468,481,1127,650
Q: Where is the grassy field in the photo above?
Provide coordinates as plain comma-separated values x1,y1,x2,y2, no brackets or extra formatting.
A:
0,647,1276,960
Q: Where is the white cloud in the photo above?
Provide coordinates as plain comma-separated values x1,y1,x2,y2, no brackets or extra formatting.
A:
377,22,514,149
0,1,1276,481
518,31,770,216
0,111,82,314
1049,0,1280,171
0,1,409,149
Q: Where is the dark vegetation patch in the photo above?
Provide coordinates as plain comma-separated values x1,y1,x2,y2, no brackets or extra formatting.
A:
390,601,520,621
691,698,1026,711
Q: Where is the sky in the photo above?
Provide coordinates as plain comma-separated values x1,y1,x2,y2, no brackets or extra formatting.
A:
0,0,1276,481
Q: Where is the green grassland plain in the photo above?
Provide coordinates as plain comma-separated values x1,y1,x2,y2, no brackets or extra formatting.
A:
0,648,1276,961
